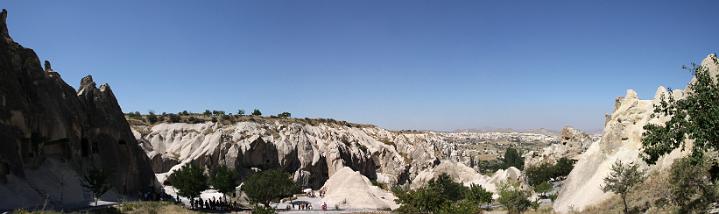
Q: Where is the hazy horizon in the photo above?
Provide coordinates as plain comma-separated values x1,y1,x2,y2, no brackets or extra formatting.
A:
4,1,718,131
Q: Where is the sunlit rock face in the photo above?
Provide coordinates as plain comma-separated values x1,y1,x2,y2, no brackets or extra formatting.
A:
134,121,444,188
0,9,156,210
554,53,719,213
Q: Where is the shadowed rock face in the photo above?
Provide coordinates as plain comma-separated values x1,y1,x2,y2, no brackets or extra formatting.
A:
0,9,156,209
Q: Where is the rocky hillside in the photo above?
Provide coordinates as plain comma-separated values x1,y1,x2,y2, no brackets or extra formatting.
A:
131,115,579,191
553,53,719,213
0,10,156,210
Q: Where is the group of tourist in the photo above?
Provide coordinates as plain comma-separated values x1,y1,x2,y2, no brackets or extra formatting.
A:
188,197,241,211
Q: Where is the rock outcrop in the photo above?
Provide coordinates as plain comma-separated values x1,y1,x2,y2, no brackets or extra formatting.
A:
553,53,719,213
410,161,523,197
0,10,156,210
524,127,597,167
321,167,398,210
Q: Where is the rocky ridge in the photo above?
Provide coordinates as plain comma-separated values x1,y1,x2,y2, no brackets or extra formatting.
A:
0,10,156,210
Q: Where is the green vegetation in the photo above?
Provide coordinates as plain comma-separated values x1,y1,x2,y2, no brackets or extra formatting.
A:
497,180,536,214
393,173,494,214
641,64,719,164
251,205,276,214
669,156,718,213
277,112,291,118
81,167,112,206
209,165,238,200
640,64,719,213
524,157,575,187
167,164,208,202
237,109,245,116
502,147,525,170
601,161,644,214
242,169,298,207
147,111,158,123
533,181,552,197
465,184,493,206
252,109,262,116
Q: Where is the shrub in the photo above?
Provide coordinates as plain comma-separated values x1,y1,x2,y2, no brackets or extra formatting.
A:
497,180,534,214
669,156,717,212
252,109,262,116
278,112,291,118
147,111,158,124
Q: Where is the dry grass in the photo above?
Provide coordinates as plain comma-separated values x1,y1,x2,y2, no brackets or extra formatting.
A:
579,169,677,214
115,201,199,214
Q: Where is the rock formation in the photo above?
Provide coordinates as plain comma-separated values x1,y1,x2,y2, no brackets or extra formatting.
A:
553,53,719,213
0,9,156,210
524,127,598,167
321,167,398,210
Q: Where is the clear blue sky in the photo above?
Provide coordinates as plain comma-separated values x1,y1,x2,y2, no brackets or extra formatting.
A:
3,1,718,132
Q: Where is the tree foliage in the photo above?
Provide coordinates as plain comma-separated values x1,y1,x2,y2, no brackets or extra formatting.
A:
394,173,493,214
278,112,291,118
601,161,644,214
525,157,576,186
497,180,535,214
251,109,262,116
147,111,158,124
503,147,525,170
168,164,208,200
642,64,719,164
242,169,297,207
210,165,238,198
669,156,718,212
81,167,112,206
464,184,493,205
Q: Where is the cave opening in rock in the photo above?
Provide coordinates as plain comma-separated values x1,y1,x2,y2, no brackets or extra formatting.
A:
81,138,89,157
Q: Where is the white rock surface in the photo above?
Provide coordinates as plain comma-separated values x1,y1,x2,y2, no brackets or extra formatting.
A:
320,167,398,210
554,53,719,213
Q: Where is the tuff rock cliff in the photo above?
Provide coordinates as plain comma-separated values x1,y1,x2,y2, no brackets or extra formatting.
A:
0,10,156,210
553,53,719,213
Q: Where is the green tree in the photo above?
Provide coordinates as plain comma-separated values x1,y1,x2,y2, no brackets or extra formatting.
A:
553,157,575,177
203,109,212,116
81,167,112,206
251,109,262,116
237,109,245,116
503,147,524,170
497,180,533,214
278,112,291,118
601,161,644,214
210,165,238,200
464,184,492,206
147,111,158,124
242,169,297,207
168,164,208,201
641,64,719,164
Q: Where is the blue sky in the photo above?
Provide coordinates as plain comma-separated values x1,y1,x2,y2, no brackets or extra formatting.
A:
3,1,718,131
